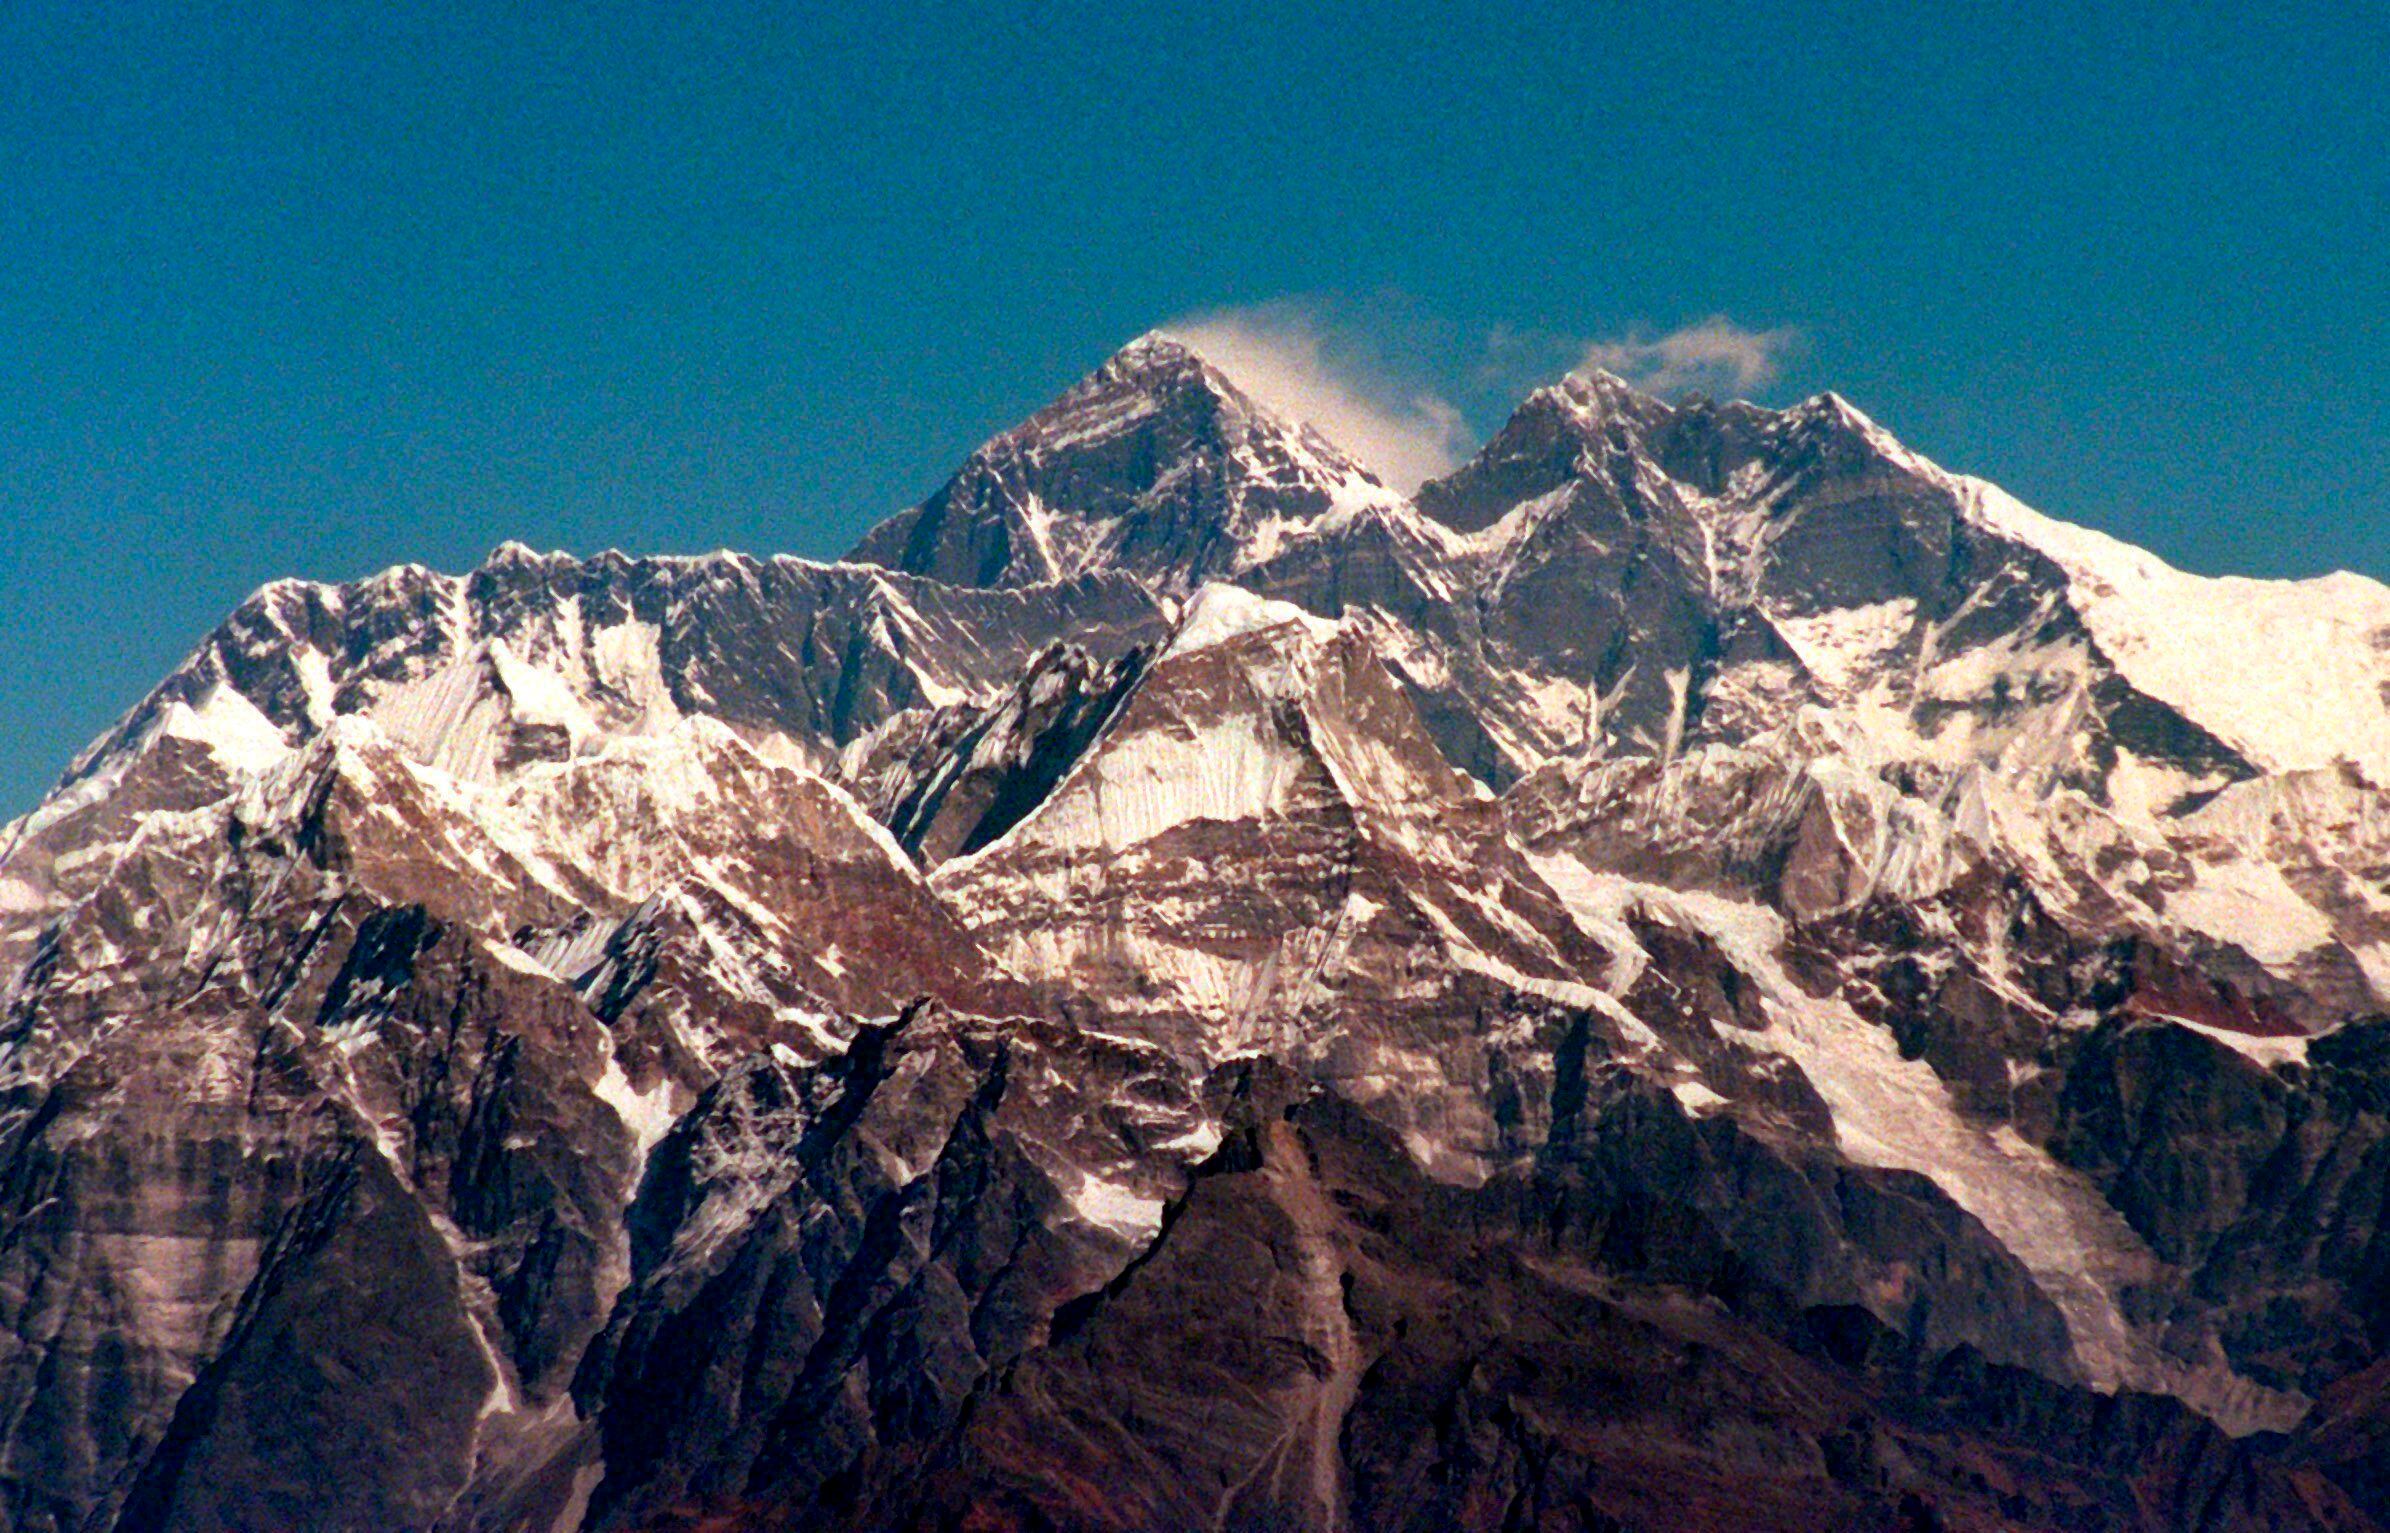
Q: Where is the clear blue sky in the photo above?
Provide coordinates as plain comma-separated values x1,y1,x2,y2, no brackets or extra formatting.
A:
4,1,2385,814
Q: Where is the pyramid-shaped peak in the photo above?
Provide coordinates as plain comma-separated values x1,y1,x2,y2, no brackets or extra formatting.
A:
1068,328,1411,488
1746,388,1931,477
845,333,1396,592
1105,327,1304,406
1792,389,1884,436
1411,370,1659,533
1103,328,1213,379
975,330,1302,465
1551,365,1647,403
1031,328,1389,464
1063,331,1223,403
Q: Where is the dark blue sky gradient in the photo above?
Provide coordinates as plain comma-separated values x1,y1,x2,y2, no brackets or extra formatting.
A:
4,1,2385,812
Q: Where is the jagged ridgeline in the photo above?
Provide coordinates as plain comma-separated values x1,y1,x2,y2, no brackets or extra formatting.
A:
6,333,2390,1531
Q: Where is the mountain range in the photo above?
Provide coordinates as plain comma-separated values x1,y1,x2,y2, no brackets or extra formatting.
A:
4,332,2389,1531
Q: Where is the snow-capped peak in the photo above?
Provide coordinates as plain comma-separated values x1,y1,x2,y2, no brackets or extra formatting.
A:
1044,330,1388,487
1549,365,1642,408
844,331,1403,593
1959,476,2390,777
1163,583,1336,660
481,539,572,570
1102,327,1211,380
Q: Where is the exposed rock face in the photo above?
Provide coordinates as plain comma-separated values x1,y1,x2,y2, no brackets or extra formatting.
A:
0,740,634,1531
934,589,1611,1080
4,334,2390,1529
840,642,1151,869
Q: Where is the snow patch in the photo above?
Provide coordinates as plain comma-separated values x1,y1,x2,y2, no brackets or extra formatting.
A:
1165,583,1335,660
594,1044,681,1162
1065,1170,1166,1241
159,684,293,774
1529,851,2309,1434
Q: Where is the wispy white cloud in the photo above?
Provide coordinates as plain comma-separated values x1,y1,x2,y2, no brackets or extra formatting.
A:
1162,303,1474,494
1576,316,1800,398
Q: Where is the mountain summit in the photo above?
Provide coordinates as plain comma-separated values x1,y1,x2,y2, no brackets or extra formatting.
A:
4,335,2390,1530
846,332,1404,591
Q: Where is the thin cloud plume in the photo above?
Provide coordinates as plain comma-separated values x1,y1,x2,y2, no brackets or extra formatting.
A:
1162,304,1474,494
1577,317,1801,398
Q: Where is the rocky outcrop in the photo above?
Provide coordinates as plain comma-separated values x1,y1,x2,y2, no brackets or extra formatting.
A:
566,1026,2364,1531
841,642,1150,868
